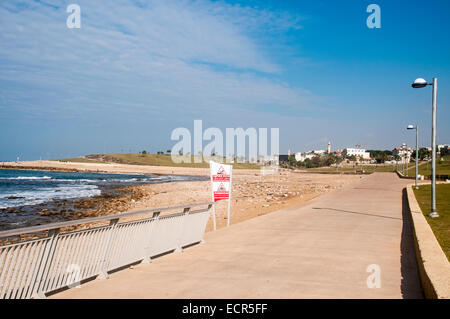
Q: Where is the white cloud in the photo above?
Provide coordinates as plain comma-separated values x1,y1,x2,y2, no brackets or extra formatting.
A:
0,0,315,122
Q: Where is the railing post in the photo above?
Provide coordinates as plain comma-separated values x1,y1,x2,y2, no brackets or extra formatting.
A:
97,218,119,280
175,207,190,253
31,228,60,299
201,204,213,244
142,212,160,264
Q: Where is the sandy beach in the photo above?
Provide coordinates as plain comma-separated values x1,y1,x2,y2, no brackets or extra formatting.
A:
1,161,361,234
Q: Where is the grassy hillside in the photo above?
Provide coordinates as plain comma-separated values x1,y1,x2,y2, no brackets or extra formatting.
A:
58,153,260,169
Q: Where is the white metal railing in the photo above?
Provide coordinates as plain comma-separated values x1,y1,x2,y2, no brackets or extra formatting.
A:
0,202,213,299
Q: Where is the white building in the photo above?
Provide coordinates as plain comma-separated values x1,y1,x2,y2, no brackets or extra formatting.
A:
392,147,413,163
294,142,334,162
342,148,371,160
295,152,316,162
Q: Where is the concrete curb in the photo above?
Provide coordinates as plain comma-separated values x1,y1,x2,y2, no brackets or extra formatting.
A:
406,184,450,299
396,170,415,180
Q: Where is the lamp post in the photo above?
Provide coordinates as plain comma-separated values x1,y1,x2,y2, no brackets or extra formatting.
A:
407,125,419,189
402,143,406,176
412,78,439,218
405,144,409,177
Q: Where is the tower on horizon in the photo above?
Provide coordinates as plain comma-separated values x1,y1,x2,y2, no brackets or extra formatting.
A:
327,141,331,154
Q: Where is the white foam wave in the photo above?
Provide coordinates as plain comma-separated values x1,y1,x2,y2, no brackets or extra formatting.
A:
2,176,52,180
0,184,101,209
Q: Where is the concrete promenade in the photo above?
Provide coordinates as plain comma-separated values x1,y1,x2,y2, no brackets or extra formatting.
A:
53,173,423,298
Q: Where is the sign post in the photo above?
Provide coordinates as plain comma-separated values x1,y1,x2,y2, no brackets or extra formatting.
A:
227,171,232,227
210,161,233,230
209,169,217,231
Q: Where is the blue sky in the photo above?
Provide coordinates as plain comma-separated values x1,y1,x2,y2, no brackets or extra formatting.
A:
0,0,449,160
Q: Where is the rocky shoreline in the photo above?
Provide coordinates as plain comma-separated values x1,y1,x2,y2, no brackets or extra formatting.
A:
0,164,109,174
0,184,149,244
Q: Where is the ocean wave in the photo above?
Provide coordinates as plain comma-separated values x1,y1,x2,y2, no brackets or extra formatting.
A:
1,176,53,180
0,170,192,210
51,178,98,183
48,177,162,183
0,184,101,209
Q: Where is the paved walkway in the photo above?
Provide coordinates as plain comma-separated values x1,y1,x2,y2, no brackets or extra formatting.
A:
52,173,423,299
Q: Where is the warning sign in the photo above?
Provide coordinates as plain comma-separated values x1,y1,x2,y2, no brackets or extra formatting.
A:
212,165,231,182
210,161,232,202
210,161,233,229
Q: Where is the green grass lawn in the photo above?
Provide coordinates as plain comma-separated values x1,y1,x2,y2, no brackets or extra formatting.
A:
406,160,450,178
413,184,450,261
306,164,397,173
306,160,450,176
58,153,260,169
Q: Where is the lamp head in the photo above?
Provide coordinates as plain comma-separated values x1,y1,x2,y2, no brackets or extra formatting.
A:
407,125,415,130
412,78,428,88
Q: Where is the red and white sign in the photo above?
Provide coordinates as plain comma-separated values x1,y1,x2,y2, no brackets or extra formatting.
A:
210,161,233,229
210,161,232,202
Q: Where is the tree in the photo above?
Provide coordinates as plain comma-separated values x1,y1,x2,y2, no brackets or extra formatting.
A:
412,148,431,160
368,150,392,163
288,156,297,167
304,158,313,168
311,156,321,168
141,150,147,155
325,155,339,166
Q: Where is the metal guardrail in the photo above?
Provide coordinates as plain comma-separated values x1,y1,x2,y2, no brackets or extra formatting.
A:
0,202,213,299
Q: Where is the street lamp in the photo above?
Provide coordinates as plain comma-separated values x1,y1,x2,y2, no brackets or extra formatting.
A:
411,77,439,218
407,124,419,189
411,78,428,88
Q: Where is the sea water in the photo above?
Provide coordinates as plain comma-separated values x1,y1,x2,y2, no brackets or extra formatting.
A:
0,169,191,209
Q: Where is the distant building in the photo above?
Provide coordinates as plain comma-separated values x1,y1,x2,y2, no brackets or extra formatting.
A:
342,148,371,160
327,141,331,154
392,147,413,163
438,144,449,154
295,152,316,162
278,155,290,163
